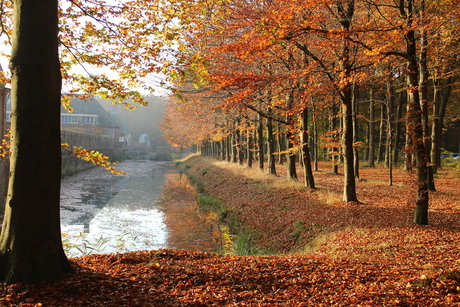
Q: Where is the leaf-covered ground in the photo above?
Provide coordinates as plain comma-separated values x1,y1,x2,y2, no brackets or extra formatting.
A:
1,155,460,306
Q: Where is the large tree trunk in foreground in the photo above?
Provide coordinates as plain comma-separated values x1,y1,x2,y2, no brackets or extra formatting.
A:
0,0,74,284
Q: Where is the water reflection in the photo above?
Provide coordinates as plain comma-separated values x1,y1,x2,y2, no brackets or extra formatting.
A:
156,174,221,253
60,160,221,257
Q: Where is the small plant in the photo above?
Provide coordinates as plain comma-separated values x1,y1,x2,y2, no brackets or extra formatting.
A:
62,221,140,257
290,220,306,239
196,182,206,193
316,188,342,205
197,195,221,207
221,225,236,255
62,231,108,257
113,221,139,253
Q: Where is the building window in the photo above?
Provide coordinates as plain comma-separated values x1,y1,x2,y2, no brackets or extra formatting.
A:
61,115,78,124
82,116,96,124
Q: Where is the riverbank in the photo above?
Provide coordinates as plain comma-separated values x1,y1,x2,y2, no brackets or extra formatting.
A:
1,154,460,305
180,154,460,256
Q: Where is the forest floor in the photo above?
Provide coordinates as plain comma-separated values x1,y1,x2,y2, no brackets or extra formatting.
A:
1,154,460,306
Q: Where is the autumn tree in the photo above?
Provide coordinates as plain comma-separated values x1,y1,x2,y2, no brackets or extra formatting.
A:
0,0,183,283
358,0,460,224
282,0,365,201
161,0,460,215
428,6,460,172
0,0,74,284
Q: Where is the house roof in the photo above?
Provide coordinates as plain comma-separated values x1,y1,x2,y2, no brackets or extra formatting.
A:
110,111,132,136
61,96,119,128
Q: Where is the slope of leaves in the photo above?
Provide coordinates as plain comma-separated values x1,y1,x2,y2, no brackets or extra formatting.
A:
1,155,460,306
1,248,459,306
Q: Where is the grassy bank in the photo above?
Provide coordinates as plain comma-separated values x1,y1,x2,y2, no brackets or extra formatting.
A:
176,154,328,255
178,153,460,256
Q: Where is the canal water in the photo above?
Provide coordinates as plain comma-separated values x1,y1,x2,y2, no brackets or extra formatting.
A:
60,160,220,257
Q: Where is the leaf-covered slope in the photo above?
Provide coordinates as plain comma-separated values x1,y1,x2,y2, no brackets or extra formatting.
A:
1,249,459,306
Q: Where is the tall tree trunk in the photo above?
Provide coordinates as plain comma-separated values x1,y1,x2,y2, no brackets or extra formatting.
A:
312,111,319,171
0,0,74,284
376,105,386,164
217,141,221,159
431,78,441,173
285,92,297,180
418,13,435,191
386,75,395,186
404,87,413,171
352,83,359,178
301,108,315,188
337,0,358,202
231,131,237,163
368,87,375,167
226,135,232,162
286,134,297,180
404,0,429,225
247,127,253,168
236,126,244,165
257,114,264,170
276,124,284,165
342,93,358,202
331,100,339,174
266,109,277,175
431,76,452,172
393,90,404,166
221,139,226,161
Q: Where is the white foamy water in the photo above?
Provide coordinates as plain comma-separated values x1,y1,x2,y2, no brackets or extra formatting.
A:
60,160,172,257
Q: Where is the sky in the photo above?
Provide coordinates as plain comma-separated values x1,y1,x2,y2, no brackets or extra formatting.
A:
0,50,170,97
0,0,175,96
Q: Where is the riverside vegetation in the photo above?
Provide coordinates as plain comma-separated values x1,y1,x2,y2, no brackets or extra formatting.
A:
1,154,460,306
